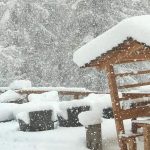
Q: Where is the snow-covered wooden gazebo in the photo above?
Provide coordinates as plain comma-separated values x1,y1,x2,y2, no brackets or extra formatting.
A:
73,15,150,150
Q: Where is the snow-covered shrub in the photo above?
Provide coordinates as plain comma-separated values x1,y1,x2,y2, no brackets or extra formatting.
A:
103,107,114,119
0,90,25,103
9,80,32,90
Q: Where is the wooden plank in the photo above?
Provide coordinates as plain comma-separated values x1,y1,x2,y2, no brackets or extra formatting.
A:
107,42,145,65
115,70,150,77
115,54,150,65
121,106,150,120
118,81,150,89
17,90,97,99
119,93,150,101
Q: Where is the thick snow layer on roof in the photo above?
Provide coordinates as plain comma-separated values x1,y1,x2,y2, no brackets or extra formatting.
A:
73,15,150,67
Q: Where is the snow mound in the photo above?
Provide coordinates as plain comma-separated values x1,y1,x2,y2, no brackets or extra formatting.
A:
73,15,150,67
9,80,32,90
0,103,18,122
78,110,102,126
16,111,29,124
28,91,59,103
58,94,112,119
0,90,22,103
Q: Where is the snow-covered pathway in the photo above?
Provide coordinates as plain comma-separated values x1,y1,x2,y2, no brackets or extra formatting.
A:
0,119,120,150
0,119,143,150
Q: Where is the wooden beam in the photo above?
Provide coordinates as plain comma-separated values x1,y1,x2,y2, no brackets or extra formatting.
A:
115,54,150,65
118,81,150,89
115,70,150,78
121,93,150,100
17,90,97,97
107,42,145,65
106,64,128,150
121,106,150,120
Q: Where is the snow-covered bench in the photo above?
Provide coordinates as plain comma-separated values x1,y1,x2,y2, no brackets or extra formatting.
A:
17,109,56,131
58,105,90,127
15,91,59,131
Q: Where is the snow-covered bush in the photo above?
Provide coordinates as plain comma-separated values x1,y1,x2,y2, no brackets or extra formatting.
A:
9,80,32,90
0,90,23,103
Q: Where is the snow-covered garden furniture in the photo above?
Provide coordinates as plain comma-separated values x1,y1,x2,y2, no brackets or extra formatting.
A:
57,94,111,127
17,109,55,131
73,15,150,150
58,105,90,127
15,91,59,131
78,110,103,150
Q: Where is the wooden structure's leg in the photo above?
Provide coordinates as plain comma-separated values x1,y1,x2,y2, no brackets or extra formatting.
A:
74,94,79,99
131,118,138,134
128,138,137,150
143,125,150,150
106,64,128,150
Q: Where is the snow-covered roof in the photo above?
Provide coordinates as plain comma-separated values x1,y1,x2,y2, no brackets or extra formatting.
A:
73,15,150,67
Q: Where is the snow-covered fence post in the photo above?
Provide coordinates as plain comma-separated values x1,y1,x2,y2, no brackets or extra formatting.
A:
86,124,102,150
78,108,103,150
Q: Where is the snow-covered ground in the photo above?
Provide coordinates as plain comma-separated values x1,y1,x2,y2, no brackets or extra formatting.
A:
0,119,143,150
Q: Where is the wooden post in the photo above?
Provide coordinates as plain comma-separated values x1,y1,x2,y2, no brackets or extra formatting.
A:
143,125,150,150
74,94,79,99
106,64,127,150
86,124,102,150
128,138,137,150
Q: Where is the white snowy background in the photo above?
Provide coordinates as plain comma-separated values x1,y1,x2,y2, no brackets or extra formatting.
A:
0,0,150,91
